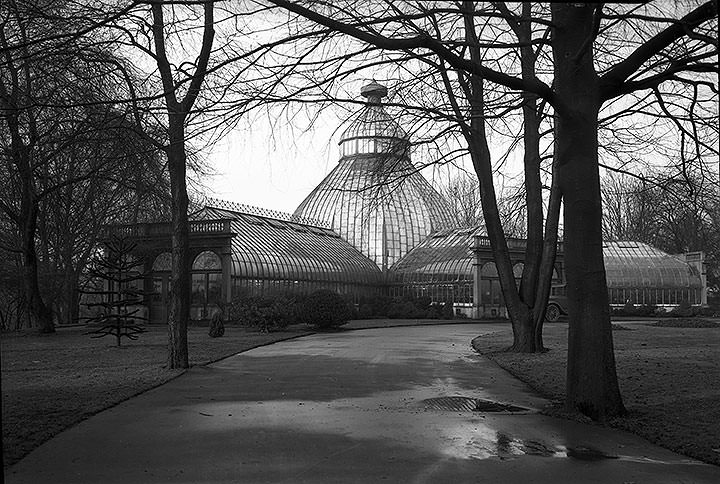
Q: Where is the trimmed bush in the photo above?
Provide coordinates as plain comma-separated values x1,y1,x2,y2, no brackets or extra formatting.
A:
441,302,455,319
228,296,295,332
297,290,352,329
669,300,694,318
208,311,225,338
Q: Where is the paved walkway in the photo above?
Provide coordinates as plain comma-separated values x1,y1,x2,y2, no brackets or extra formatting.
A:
7,324,720,483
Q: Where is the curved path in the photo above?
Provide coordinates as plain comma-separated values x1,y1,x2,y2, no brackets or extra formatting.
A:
7,324,719,483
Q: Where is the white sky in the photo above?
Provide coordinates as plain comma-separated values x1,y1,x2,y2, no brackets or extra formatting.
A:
202,100,469,214
204,111,340,213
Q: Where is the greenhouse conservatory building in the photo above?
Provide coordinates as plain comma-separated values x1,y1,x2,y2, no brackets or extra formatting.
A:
107,82,708,323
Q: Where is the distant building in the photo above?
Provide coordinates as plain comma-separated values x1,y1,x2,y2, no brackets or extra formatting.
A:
104,82,706,322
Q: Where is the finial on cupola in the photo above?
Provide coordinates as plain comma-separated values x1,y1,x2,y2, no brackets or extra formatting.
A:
360,81,387,105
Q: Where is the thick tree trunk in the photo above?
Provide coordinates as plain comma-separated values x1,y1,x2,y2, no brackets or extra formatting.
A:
166,121,190,369
552,4,625,420
20,186,55,333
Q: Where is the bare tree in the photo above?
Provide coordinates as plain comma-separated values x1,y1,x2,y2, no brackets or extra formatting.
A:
0,0,155,332
0,0,174,332
262,0,717,419
602,169,720,293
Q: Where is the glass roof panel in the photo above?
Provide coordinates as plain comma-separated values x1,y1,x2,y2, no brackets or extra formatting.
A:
602,241,702,289
195,206,382,285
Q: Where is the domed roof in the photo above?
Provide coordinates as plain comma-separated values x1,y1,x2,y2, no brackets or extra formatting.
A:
602,241,703,289
294,82,457,271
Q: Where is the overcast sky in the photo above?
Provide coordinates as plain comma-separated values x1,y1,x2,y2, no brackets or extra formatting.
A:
203,95,470,215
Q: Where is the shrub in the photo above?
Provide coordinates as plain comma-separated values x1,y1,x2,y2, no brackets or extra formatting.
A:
441,302,455,320
354,295,456,319
208,311,225,338
228,296,296,332
670,300,694,318
387,301,421,319
613,302,657,317
297,290,352,329
636,304,658,316
427,303,444,319
697,306,719,317
366,295,393,318
622,301,636,315
357,303,374,319
648,318,719,328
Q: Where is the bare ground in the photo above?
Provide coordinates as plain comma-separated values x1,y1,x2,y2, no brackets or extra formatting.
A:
472,321,720,466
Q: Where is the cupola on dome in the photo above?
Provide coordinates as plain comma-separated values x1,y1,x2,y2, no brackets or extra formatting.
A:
338,82,409,159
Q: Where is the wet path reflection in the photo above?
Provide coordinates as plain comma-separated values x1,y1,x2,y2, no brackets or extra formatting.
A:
7,324,720,484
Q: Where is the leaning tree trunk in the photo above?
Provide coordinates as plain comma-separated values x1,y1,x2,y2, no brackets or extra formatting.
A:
166,119,190,369
552,4,625,420
461,5,537,352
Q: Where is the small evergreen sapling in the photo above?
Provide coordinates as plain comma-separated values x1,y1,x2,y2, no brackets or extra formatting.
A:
81,236,147,346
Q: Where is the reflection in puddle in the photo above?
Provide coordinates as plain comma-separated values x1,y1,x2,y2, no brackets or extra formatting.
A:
493,432,568,459
183,398,708,466
440,426,573,461
436,423,568,460
566,445,618,460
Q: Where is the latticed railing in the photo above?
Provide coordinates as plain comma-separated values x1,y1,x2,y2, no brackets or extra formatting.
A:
204,197,330,228
472,235,564,253
190,219,230,233
102,219,233,239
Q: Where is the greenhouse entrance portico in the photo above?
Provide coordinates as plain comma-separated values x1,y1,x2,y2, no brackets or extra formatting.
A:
100,81,708,323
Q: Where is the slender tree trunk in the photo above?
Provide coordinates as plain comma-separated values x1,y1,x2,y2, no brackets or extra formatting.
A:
462,2,561,353
552,4,625,419
516,2,543,315
150,0,213,370
533,170,562,350
166,120,190,368
461,3,538,352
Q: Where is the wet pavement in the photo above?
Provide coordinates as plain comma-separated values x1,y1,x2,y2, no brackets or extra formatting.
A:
7,324,720,483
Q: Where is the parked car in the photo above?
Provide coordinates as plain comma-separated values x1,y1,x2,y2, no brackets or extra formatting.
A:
546,284,568,322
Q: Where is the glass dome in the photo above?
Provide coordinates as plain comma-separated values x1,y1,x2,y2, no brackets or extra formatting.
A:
294,82,457,271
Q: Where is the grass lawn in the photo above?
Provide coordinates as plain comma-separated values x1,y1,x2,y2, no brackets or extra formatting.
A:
1,324,311,467
472,321,720,466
